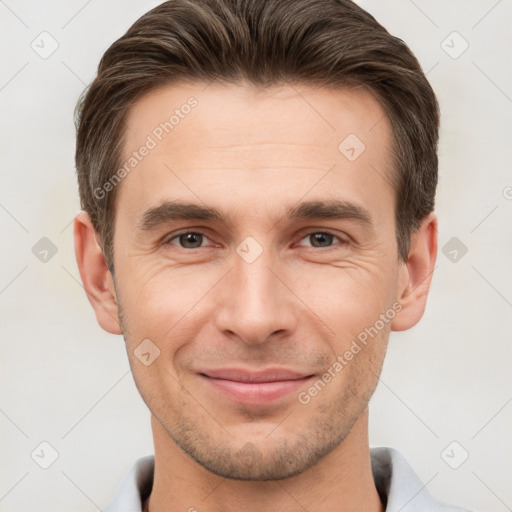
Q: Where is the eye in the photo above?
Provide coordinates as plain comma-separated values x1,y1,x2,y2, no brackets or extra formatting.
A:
163,229,349,251
296,230,348,249
165,231,211,249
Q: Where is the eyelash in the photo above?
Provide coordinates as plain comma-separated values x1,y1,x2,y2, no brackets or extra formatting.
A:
163,229,349,250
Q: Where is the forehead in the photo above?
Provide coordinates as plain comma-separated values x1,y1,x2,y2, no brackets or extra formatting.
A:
117,81,394,226
123,81,390,155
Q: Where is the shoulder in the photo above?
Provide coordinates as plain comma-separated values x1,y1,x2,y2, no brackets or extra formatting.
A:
103,455,155,512
370,447,474,512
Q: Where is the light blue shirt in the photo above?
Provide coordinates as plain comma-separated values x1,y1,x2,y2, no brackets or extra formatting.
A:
104,447,473,511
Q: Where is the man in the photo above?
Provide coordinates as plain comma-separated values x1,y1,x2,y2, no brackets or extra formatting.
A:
73,0,472,510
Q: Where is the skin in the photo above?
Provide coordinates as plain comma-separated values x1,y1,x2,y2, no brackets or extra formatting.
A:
74,82,437,512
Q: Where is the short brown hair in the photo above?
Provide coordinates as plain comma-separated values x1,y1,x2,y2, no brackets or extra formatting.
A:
74,0,439,270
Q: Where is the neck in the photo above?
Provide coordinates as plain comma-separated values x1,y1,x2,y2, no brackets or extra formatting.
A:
145,409,383,512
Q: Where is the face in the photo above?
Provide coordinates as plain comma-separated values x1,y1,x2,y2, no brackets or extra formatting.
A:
105,82,408,479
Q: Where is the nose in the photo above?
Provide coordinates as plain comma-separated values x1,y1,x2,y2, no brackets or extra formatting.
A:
213,244,298,346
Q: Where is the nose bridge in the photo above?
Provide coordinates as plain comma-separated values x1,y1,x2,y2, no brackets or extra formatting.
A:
215,239,295,345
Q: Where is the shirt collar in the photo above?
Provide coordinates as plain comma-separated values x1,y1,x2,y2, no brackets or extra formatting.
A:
104,447,472,512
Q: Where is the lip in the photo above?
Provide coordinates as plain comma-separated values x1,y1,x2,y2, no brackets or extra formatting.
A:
198,368,315,406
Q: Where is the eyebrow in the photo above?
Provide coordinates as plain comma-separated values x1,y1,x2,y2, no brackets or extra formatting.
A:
137,199,374,232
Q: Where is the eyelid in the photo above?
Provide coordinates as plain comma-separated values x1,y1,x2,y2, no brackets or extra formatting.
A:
294,228,350,248
164,228,350,249
164,229,215,247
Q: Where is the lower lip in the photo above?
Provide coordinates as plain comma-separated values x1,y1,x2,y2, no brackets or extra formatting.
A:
200,375,314,406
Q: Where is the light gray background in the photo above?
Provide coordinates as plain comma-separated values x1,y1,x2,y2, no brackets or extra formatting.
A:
1,1,511,511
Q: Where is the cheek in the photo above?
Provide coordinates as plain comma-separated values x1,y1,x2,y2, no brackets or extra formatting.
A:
128,355,187,421
117,265,228,388
117,262,203,333
118,246,397,351
299,263,396,337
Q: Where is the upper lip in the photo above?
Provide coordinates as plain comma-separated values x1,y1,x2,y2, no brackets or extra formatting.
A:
198,368,313,383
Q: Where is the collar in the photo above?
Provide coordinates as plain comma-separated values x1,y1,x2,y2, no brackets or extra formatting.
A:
103,447,472,512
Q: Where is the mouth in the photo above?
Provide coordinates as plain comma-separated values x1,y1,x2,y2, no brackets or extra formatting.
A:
197,368,316,406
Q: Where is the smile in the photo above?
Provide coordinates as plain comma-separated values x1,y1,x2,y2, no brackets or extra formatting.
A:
197,368,316,406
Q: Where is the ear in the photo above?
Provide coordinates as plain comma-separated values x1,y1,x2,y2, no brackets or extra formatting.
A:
391,212,438,331
73,211,122,335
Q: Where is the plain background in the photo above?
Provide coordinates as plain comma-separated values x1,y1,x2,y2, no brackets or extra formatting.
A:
1,1,511,511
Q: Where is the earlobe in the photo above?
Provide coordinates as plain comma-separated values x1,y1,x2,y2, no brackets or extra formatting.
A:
73,211,122,335
391,212,438,332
